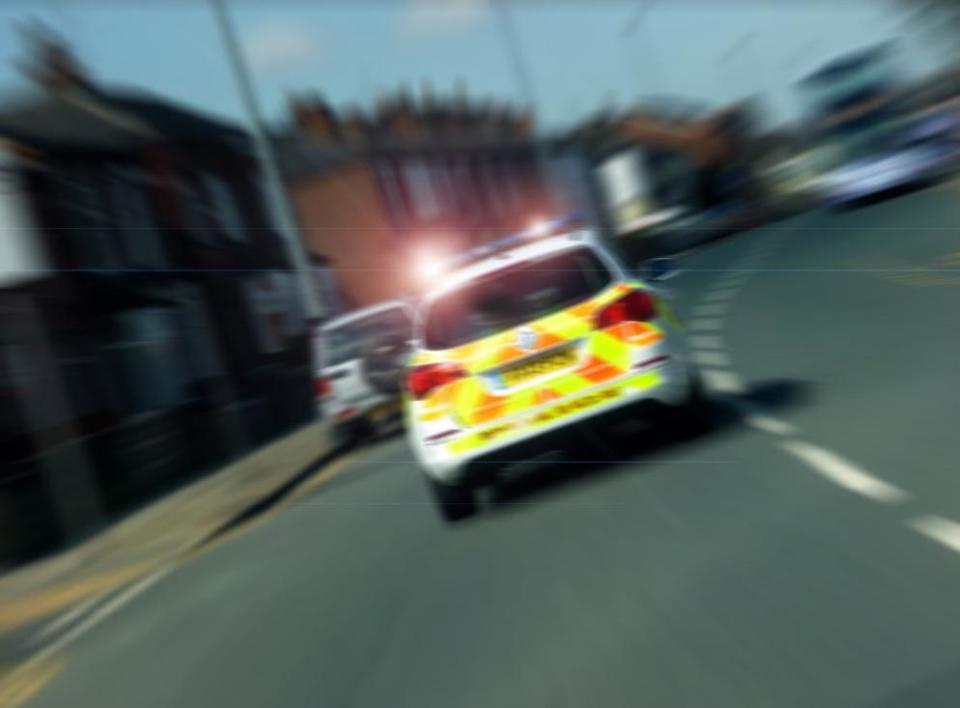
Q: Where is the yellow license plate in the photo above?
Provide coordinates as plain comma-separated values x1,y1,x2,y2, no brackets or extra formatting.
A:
370,399,401,422
501,347,578,387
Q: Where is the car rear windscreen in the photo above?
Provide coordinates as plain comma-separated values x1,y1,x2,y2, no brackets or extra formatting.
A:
424,248,612,350
323,308,412,366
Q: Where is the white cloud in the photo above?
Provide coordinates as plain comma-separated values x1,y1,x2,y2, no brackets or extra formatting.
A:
399,0,488,38
245,22,321,73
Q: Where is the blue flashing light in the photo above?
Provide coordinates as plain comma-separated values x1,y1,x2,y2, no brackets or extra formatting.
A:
444,212,584,270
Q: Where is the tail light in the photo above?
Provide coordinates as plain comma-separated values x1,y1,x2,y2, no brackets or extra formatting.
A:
595,289,656,329
313,377,331,397
407,362,465,399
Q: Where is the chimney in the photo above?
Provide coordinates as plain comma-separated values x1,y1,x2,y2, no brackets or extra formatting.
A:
289,92,341,144
17,21,94,97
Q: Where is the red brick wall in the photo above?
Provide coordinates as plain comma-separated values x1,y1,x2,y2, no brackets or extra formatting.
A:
291,164,406,308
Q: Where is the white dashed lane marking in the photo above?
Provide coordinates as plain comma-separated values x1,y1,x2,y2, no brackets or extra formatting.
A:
742,411,796,436
780,440,910,505
688,334,724,349
909,515,960,554
724,395,799,436
688,318,724,331
686,237,936,539
691,302,728,317
702,370,745,394
691,350,731,367
702,288,737,302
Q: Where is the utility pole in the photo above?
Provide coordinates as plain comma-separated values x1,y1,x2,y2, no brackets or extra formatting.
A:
621,0,663,99
490,0,554,207
209,0,322,321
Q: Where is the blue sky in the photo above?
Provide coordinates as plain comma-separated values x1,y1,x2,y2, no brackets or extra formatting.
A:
0,1,947,132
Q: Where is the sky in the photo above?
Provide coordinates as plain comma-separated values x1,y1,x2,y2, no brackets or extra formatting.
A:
0,0,950,134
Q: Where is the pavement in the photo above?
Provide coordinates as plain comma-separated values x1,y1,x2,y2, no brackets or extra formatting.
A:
0,418,334,695
8,183,960,707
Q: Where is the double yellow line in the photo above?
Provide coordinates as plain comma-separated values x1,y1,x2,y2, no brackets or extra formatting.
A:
0,658,63,707
0,445,366,705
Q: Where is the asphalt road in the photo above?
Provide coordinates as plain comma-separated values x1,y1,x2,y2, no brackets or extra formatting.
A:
24,185,960,707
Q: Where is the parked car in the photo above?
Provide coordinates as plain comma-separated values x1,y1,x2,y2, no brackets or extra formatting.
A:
312,301,415,444
816,135,960,208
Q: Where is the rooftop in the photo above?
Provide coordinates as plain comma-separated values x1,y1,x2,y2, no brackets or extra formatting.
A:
800,43,894,86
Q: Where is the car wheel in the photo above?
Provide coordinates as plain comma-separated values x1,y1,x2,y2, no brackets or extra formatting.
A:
332,419,370,448
665,372,714,438
427,477,477,522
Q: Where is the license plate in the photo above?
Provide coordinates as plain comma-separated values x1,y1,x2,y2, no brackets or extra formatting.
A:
500,347,578,387
369,399,401,422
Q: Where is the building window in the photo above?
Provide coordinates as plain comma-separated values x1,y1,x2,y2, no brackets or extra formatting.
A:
244,271,303,354
203,173,246,241
179,299,224,383
451,156,473,217
109,165,166,269
175,171,212,243
376,161,408,224
480,159,502,216
175,171,245,243
500,159,520,209
403,159,440,219
105,308,188,415
431,161,452,213
56,165,117,269
312,264,344,319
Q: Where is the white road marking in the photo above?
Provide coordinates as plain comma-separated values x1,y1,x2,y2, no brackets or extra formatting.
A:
691,302,728,317
702,369,745,394
687,334,724,349
780,440,910,504
909,515,960,554
734,401,797,435
692,350,731,367
28,591,109,647
4,565,172,694
688,334,724,349
688,318,724,331
744,413,796,436
703,288,738,302
724,397,797,435
716,278,745,291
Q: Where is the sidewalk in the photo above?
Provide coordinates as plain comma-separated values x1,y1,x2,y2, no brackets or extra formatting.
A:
0,419,333,634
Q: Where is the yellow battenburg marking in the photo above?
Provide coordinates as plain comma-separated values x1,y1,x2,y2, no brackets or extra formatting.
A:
446,370,662,454
591,329,630,368
410,283,673,429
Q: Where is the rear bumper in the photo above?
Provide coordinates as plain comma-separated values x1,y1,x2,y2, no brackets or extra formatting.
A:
408,356,694,484
324,393,400,424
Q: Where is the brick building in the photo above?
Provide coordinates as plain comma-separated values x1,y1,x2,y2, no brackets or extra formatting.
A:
279,89,553,310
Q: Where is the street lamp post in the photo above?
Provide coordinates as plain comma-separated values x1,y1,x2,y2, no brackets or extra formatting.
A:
209,0,322,321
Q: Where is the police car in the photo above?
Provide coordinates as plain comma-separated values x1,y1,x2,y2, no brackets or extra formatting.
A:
405,221,710,521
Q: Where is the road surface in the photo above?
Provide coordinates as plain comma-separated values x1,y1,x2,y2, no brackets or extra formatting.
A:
22,185,960,707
